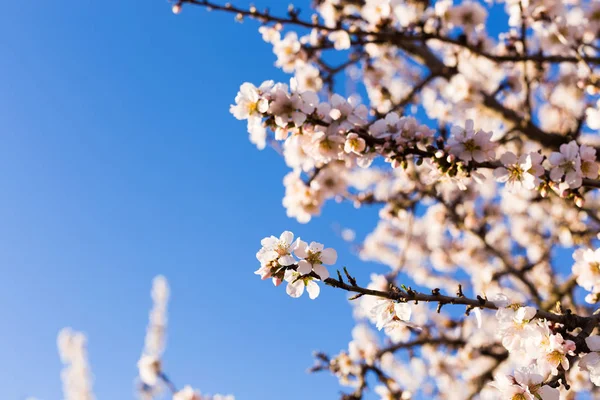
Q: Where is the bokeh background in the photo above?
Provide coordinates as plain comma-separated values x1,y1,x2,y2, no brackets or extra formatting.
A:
0,1,388,399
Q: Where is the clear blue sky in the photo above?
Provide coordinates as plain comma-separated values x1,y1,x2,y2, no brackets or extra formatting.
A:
0,1,389,399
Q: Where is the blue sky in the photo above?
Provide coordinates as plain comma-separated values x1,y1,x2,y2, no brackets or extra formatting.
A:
0,1,391,399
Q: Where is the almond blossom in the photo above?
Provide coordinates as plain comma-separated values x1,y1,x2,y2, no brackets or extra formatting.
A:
494,151,545,191
491,368,559,400
371,299,412,331
446,119,496,163
549,141,584,188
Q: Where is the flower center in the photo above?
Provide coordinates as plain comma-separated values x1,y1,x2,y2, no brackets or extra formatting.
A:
306,251,322,265
508,165,524,181
463,139,479,152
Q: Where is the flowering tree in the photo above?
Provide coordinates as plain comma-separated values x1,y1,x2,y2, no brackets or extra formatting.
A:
52,0,600,399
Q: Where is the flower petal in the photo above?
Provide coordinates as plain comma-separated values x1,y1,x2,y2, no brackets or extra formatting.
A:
306,281,320,299
313,264,330,280
297,260,312,275
320,248,338,265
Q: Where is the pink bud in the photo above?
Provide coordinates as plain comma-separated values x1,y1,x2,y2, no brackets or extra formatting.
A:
172,3,182,14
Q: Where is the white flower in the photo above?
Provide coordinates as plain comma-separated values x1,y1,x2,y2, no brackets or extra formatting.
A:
328,94,368,126
496,306,537,352
537,332,576,376
491,368,559,400
268,84,317,130
294,240,337,279
173,386,201,400
230,82,271,121
284,269,321,299
246,117,267,150
257,231,298,267
371,299,411,331
361,0,392,26
446,1,487,32
255,231,299,285
294,64,323,92
549,141,583,188
273,32,302,72
447,120,496,163
344,133,367,155
328,30,351,50
258,25,280,44
494,151,544,191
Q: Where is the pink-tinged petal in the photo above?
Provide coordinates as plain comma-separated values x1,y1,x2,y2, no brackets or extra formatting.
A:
394,303,412,321
549,167,563,182
294,240,309,258
472,150,486,163
279,255,295,266
313,264,330,280
254,265,271,280
581,145,597,160
500,151,517,165
320,248,338,265
549,152,564,166
257,249,278,263
493,167,509,182
587,336,600,352
302,91,319,107
465,119,474,132
297,260,312,275
272,277,283,286
280,231,294,245
292,111,307,126
309,241,324,253
537,385,559,400
563,141,580,159
286,280,304,298
261,236,278,247
275,115,288,128
306,281,320,299
566,170,582,188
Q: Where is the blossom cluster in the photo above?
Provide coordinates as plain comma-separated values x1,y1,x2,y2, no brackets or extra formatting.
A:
255,231,337,299
232,80,599,224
